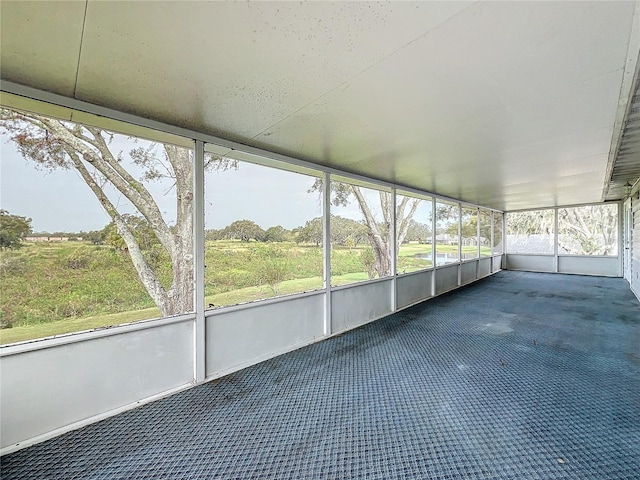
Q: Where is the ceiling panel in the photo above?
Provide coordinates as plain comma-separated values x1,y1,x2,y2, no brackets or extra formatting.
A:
75,1,471,141
242,2,636,209
251,56,626,209
0,1,86,97
0,1,638,211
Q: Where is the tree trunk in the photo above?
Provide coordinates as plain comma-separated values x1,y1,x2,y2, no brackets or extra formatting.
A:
351,187,420,278
1,111,195,317
165,145,194,314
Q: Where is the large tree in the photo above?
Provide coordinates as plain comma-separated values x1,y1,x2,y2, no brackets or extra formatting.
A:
294,215,369,248
0,210,32,250
557,205,618,255
506,206,617,255
404,220,432,244
310,180,420,278
263,225,293,243
0,108,233,317
506,209,555,252
295,217,323,246
332,216,369,248
222,219,265,242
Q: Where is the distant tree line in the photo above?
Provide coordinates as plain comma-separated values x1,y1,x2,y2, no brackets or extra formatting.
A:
1,209,435,252
204,216,432,248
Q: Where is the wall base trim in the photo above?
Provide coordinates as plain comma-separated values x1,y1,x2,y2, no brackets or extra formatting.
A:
0,383,193,456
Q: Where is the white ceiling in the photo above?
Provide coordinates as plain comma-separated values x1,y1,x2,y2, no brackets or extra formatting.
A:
1,1,639,211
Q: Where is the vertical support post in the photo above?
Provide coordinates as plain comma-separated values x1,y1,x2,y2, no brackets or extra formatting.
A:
618,201,624,278
476,207,481,279
431,197,436,297
553,207,559,273
502,212,507,270
477,208,481,258
391,187,397,312
194,140,206,383
323,172,332,336
458,203,462,286
491,210,495,272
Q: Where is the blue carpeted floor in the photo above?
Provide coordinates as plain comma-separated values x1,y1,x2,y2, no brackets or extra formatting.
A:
2,271,639,479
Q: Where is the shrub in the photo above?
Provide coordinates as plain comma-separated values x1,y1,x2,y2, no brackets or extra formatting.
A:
360,246,377,279
65,247,92,270
255,244,291,295
0,252,27,276
331,250,363,276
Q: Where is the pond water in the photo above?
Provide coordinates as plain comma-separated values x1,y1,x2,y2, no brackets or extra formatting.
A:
416,252,477,266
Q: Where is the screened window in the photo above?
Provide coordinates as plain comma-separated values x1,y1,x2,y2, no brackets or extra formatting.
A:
506,209,555,254
329,179,392,286
0,107,193,345
461,207,479,260
479,209,492,257
204,155,323,307
435,201,460,265
493,212,504,254
396,193,433,274
558,204,618,256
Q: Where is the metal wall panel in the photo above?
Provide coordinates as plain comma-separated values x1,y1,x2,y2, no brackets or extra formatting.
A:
478,257,492,278
0,321,194,451
435,264,459,295
624,198,632,284
460,261,477,285
557,256,621,277
505,255,555,272
331,280,393,333
396,270,433,309
206,294,325,377
632,196,640,298
493,255,503,272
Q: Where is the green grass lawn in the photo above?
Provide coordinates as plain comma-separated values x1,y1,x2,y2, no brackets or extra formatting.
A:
0,307,161,345
397,243,432,256
0,240,495,345
2,273,351,345
330,272,370,287
206,276,324,306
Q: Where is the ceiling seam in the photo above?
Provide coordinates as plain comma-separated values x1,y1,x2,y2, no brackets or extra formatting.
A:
248,1,481,142
455,67,627,126
250,2,626,147
72,0,89,99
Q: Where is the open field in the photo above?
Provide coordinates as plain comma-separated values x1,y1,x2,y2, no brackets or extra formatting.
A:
0,240,489,345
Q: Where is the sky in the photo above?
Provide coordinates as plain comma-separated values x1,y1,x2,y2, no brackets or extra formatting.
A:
1,141,112,232
0,131,367,233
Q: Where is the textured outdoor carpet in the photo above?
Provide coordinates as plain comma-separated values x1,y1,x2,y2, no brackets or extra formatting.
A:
2,271,639,479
